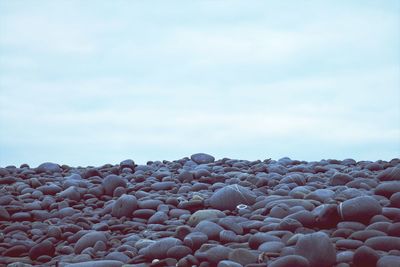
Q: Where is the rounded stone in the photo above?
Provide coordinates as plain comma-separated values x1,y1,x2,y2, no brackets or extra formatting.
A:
349,229,387,241
183,232,208,249
258,241,285,253
58,186,81,201
218,260,243,267
148,211,168,224
294,232,336,267
208,184,257,211
228,248,258,265
140,237,182,259
151,181,176,191
390,192,400,208
353,245,380,267
339,196,382,223
365,236,400,251
29,240,55,260
4,245,29,257
377,167,400,181
188,209,226,226
268,255,310,267
375,181,400,198
191,153,215,164
377,255,400,267
194,220,224,240
329,173,353,186
248,233,281,250
105,251,130,263
102,175,127,196
74,231,107,254
166,245,192,259
36,162,62,173
111,194,138,218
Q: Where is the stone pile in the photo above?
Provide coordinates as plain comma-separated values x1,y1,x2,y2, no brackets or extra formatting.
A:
0,154,399,267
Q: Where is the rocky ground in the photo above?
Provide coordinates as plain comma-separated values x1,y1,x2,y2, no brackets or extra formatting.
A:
0,153,399,267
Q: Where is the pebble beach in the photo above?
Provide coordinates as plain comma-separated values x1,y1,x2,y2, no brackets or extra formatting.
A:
1,153,400,267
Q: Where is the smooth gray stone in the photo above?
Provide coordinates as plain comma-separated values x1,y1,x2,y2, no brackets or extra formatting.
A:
208,184,256,211
339,196,382,223
294,232,336,267
36,162,62,173
74,231,107,254
191,153,215,164
111,194,138,218
268,255,310,267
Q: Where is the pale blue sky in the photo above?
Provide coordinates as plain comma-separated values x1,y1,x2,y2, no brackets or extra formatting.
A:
1,0,399,167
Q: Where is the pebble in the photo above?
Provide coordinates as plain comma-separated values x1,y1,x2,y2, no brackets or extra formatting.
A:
377,255,400,267
111,194,138,218
364,236,400,251
140,237,182,259
102,174,127,196
228,248,258,265
29,240,55,260
188,209,226,226
353,245,380,267
339,196,382,223
294,232,336,267
208,184,257,211
36,162,62,173
194,220,225,240
375,181,400,198
190,153,215,164
268,255,310,267
74,231,108,254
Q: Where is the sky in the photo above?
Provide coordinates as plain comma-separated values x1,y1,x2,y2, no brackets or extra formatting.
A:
0,0,399,167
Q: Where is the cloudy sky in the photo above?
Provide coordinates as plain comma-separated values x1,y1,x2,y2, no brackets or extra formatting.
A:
0,1,399,167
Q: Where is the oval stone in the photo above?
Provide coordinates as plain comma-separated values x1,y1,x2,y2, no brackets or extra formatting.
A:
111,194,138,218
208,184,257,211
294,232,336,267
